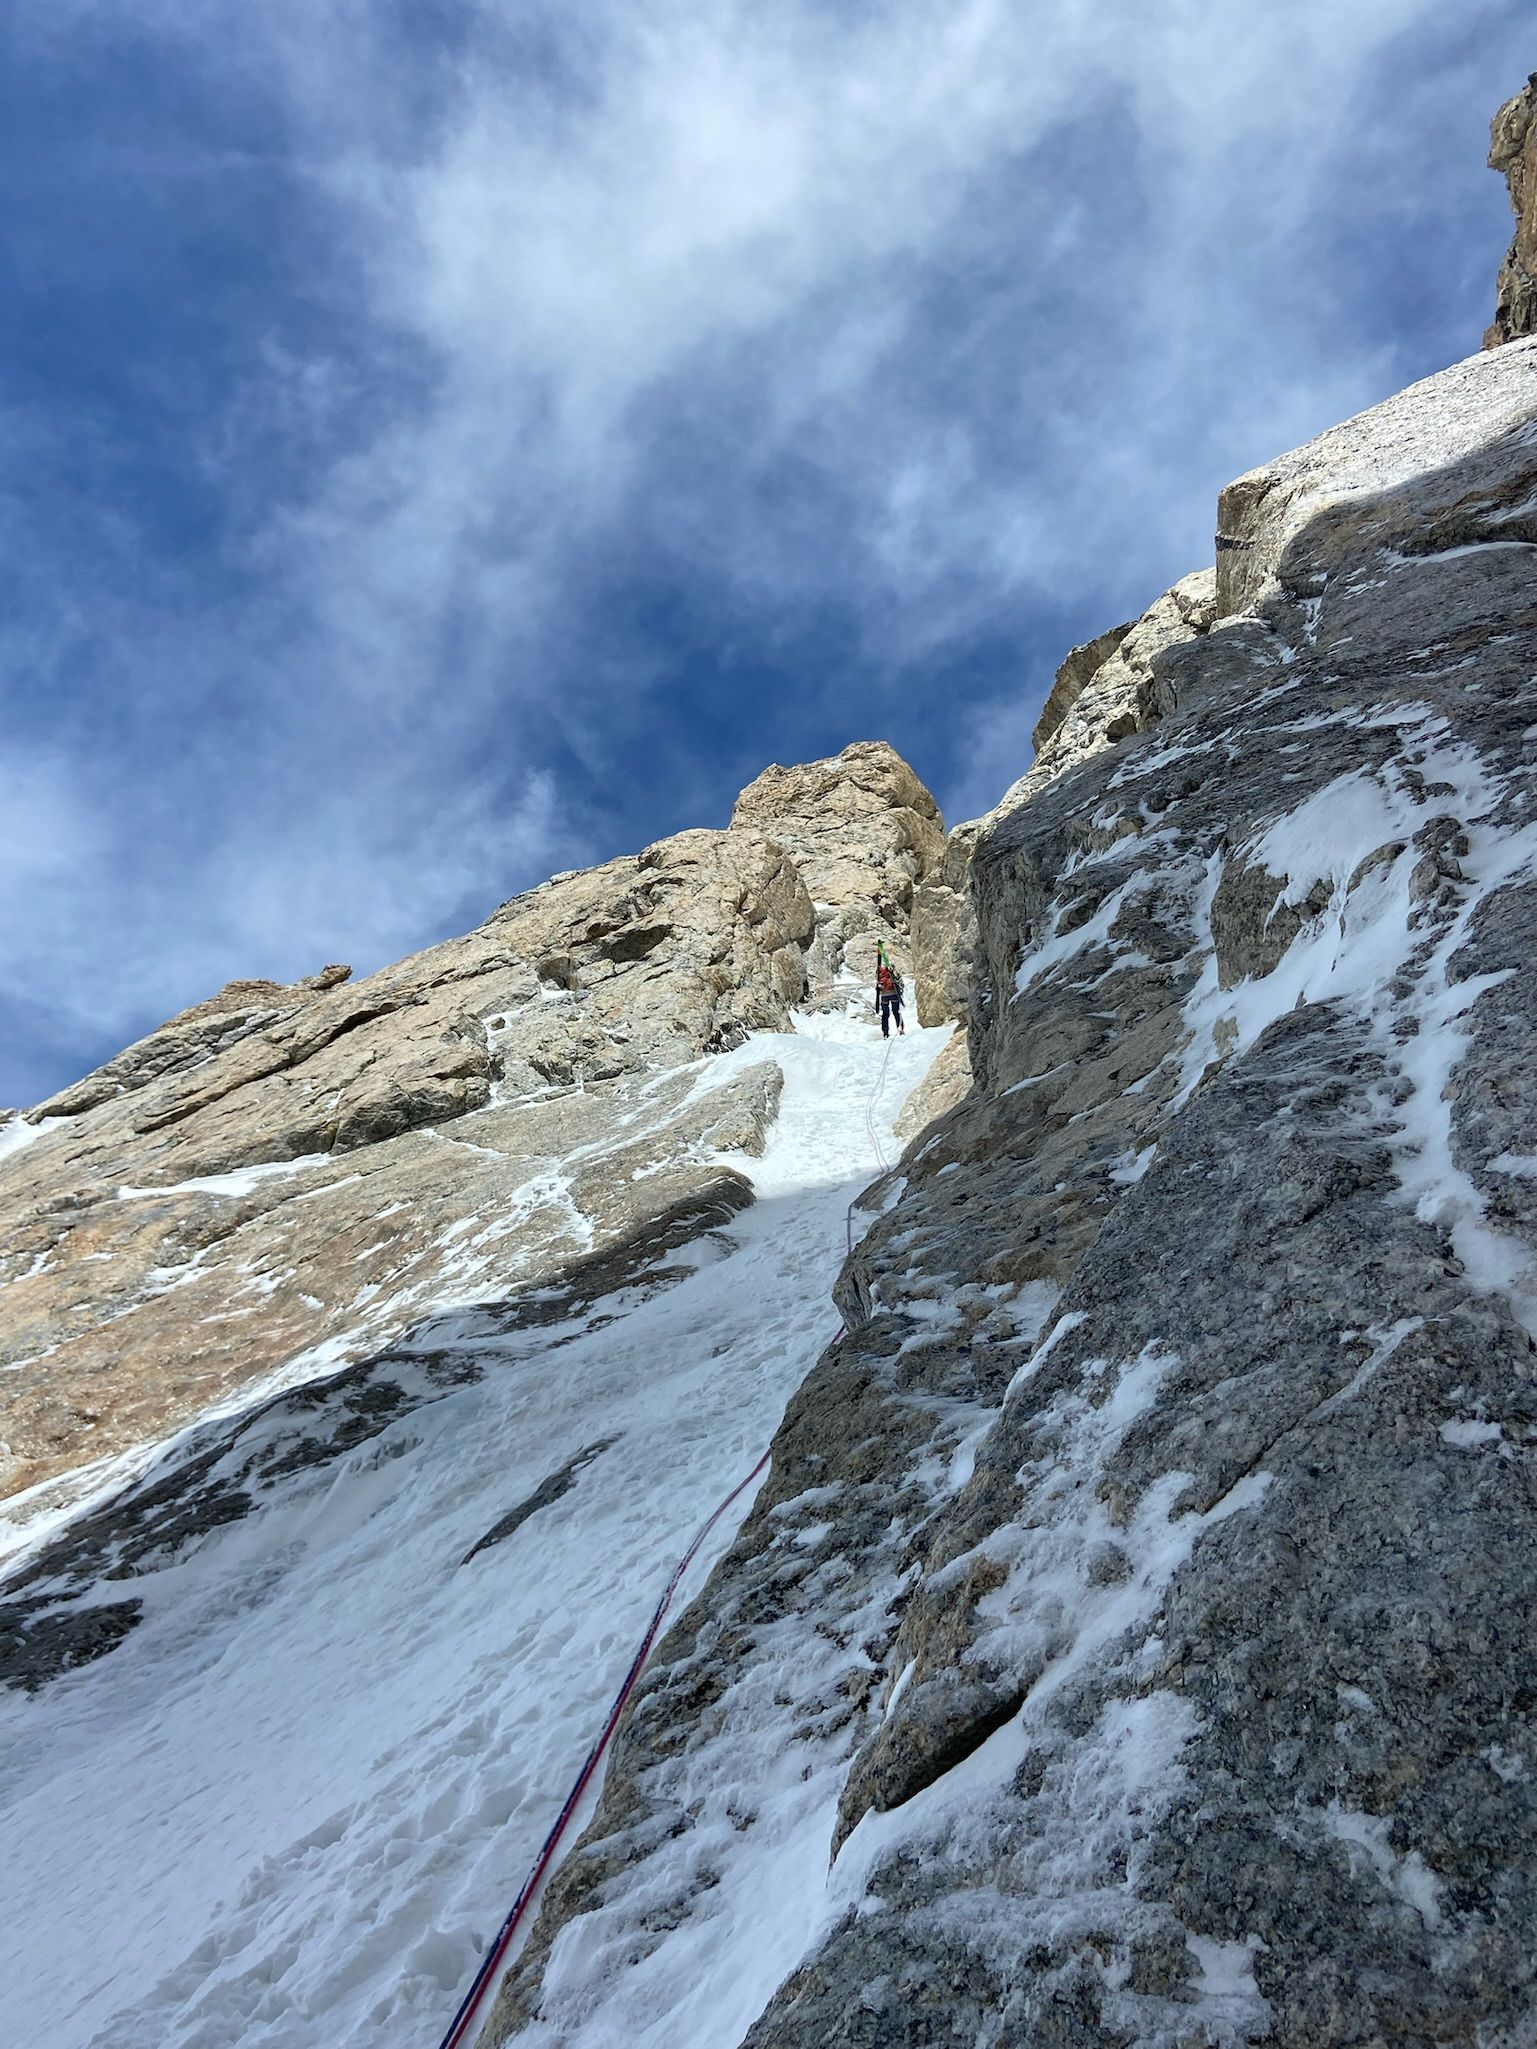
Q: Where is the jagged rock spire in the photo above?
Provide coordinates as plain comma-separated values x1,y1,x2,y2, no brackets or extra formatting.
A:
731,740,944,1002
1486,73,1537,347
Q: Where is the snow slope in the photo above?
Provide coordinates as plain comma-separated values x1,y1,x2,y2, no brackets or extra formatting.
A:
0,1010,948,2049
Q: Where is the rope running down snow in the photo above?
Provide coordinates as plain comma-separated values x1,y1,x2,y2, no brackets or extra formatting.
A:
847,1034,894,1254
434,1448,770,2049
437,1025,899,2049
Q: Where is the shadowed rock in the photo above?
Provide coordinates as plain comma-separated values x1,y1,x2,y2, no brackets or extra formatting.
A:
1486,74,1537,347
461,1439,618,1566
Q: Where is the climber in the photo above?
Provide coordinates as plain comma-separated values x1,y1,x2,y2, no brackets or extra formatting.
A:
874,948,906,1039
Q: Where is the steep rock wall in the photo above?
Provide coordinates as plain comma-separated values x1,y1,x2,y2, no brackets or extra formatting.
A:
485,336,1537,2048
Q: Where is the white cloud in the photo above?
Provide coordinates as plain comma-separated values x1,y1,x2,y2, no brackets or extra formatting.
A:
0,755,106,902
140,0,1457,624
0,740,570,1057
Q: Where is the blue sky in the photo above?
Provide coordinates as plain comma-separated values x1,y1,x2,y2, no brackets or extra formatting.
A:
2,0,1530,1105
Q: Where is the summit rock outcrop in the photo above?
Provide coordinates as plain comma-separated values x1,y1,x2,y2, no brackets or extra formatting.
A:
732,740,944,1002
908,566,1219,1047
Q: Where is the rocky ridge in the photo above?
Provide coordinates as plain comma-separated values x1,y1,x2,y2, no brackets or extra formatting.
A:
0,743,941,1517
482,329,1537,2048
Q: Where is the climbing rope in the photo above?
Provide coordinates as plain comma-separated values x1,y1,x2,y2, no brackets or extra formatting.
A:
435,1447,770,2049
437,1013,900,2049
864,1035,894,1176
848,1035,894,1255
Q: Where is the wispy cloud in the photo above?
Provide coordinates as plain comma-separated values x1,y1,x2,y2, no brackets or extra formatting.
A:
2,0,1529,1097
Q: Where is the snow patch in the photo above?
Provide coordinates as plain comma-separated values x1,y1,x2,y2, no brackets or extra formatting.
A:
0,1114,67,1165
1319,1803,1443,1930
1439,1417,1503,1448
117,1153,336,1200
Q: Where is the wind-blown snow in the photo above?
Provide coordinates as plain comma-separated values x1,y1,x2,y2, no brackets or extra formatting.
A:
116,1154,337,1200
0,1114,64,1165
0,1010,947,2049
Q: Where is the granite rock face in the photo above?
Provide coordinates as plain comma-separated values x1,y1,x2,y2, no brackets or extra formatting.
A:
1029,620,1134,756
910,571,1216,1036
485,338,1537,2048
1486,74,1537,347
733,741,945,1004
910,822,980,1028
1019,574,1216,791
0,752,941,1510
892,1027,971,1143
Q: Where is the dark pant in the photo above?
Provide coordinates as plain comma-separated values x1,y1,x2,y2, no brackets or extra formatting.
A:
879,993,903,1037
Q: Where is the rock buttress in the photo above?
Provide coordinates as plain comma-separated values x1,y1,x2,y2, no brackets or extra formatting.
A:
1486,73,1537,347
